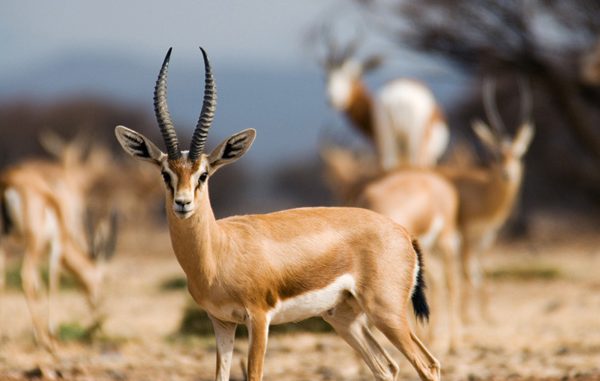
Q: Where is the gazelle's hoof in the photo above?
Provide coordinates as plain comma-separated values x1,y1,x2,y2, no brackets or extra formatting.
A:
24,366,62,380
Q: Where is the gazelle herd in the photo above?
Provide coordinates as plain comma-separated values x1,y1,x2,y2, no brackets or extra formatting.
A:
0,41,535,381
320,32,449,170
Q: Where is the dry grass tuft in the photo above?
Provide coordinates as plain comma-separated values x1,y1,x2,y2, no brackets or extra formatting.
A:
5,261,80,291
486,264,562,281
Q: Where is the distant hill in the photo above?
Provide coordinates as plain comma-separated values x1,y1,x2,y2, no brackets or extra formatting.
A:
0,51,338,168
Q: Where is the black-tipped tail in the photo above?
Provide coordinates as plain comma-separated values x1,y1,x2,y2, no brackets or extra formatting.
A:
411,239,429,322
0,190,13,236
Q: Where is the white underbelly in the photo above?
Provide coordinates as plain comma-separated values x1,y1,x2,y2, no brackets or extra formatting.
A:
268,274,356,325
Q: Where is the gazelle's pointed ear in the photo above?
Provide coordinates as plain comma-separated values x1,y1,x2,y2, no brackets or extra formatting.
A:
471,119,499,153
115,125,165,166
208,129,256,174
512,122,535,157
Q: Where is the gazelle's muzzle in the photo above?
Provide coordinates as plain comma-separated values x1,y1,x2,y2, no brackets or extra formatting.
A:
172,195,194,219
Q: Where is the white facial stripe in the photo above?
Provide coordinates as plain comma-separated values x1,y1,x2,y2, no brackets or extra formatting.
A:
193,161,209,185
161,164,178,191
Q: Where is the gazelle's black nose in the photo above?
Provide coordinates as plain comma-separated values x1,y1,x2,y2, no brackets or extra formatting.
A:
175,199,191,208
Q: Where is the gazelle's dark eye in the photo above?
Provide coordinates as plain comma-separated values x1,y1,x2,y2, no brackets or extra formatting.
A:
198,172,208,184
161,171,171,184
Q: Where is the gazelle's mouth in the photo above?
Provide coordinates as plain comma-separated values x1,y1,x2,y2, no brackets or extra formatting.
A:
173,206,194,220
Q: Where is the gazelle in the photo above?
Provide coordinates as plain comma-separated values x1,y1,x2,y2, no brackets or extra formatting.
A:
440,79,535,323
115,47,441,381
321,146,461,353
0,136,117,351
320,33,449,170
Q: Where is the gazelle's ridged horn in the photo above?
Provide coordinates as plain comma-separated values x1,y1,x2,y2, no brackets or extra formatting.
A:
518,76,533,124
154,47,181,160
482,77,506,138
189,47,217,162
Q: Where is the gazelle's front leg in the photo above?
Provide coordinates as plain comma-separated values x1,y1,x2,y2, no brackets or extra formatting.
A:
246,311,269,381
209,315,237,381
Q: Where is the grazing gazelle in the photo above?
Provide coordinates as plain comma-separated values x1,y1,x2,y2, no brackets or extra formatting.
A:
322,146,461,353
441,79,535,322
320,34,449,170
0,137,117,351
115,47,441,381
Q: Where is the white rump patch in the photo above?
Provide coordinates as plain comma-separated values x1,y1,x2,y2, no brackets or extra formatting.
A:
374,79,448,166
269,274,356,325
424,121,450,166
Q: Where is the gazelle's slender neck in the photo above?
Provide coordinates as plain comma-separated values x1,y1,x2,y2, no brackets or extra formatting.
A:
460,162,524,228
345,80,374,138
166,188,222,286
489,162,523,220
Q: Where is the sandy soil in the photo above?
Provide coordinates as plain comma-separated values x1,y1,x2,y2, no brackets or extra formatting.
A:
1,219,599,381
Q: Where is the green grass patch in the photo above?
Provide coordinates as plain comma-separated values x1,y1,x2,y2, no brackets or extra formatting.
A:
58,321,102,343
486,264,562,281
176,303,333,338
57,320,126,348
159,275,187,291
5,261,80,291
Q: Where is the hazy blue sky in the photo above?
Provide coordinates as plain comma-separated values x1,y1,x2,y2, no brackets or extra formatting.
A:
0,0,459,76
0,1,465,172
1,0,360,73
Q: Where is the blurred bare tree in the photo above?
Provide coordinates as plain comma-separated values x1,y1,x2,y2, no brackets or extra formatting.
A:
0,97,157,166
356,0,600,214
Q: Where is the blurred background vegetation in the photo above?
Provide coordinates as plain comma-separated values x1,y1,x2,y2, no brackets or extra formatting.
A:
1,0,598,233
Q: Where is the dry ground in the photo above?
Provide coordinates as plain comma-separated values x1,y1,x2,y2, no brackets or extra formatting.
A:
1,214,599,381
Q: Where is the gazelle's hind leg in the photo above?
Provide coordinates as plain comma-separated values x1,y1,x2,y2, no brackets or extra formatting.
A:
21,250,56,353
461,237,493,324
61,238,101,314
473,253,492,323
371,312,440,381
0,245,5,292
359,276,441,381
47,233,62,337
460,238,474,324
323,295,398,381
437,229,462,352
